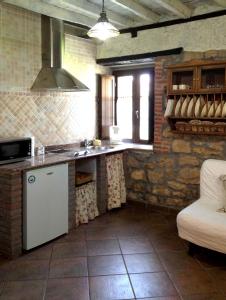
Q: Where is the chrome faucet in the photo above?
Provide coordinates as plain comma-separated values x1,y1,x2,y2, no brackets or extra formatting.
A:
82,139,93,148
84,139,88,148
81,139,92,155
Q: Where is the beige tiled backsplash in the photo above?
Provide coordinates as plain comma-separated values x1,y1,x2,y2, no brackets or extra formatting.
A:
0,91,97,147
0,3,108,146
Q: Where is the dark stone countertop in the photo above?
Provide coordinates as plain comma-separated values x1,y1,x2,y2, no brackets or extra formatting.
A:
0,143,153,173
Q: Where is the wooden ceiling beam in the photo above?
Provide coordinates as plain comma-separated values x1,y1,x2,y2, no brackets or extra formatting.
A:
43,0,133,27
152,0,192,18
111,0,159,22
3,0,95,26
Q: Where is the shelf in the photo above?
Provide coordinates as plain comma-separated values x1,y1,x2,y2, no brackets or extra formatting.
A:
166,60,226,135
172,70,194,90
168,90,226,95
75,180,95,188
171,130,226,136
75,171,94,186
167,60,226,95
171,120,226,135
168,117,225,120
200,66,225,90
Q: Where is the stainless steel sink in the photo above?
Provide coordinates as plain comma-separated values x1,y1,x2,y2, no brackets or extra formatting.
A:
48,149,72,154
95,146,115,150
48,148,94,157
48,145,115,158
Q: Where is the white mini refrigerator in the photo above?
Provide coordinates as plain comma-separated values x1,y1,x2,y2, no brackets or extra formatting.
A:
23,163,68,250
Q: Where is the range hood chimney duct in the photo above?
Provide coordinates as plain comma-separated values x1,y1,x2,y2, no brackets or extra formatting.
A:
31,15,89,92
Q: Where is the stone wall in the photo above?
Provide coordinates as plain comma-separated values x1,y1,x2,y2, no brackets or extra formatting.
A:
126,140,226,209
125,50,226,209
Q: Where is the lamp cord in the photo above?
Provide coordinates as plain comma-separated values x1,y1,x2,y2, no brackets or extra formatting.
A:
102,0,105,12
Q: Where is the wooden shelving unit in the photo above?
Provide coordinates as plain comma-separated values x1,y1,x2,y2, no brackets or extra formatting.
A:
75,171,94,187
166,60,226,135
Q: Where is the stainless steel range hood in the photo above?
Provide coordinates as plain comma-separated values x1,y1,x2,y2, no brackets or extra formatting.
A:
31,15,89,92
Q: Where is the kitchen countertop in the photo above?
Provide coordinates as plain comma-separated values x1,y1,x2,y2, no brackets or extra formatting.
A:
0,143,153,172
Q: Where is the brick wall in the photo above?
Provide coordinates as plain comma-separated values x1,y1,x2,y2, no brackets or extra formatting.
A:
96,155,108,214
0,170,23,258
68,161,76,229
154,59,170,153
7,172,23,258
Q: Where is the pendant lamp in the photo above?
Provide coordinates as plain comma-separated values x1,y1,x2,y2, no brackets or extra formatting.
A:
87,0,120,41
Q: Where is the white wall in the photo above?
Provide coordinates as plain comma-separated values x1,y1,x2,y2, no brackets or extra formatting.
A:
97,15,226,59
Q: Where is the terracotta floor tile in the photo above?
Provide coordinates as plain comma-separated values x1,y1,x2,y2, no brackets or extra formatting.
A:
147,223,173,237
55,228,86,243
0,281,4,295
130,272,178,298
87,239,121,256
137,297,180,300
182,293,226,300
115,225,148,238
45,277,89,300
2,204,226,300
207,267,226,295
49,257,88,278
146,213,169,225
87,215,111,227
195,250,226,269
88,255,126,276
86,227,117,240
52,242,87,259
119,237,154,254
152,234,186,251
89,274,134,300
165,214,178,223
124,253,164,273
169,268,217,296
21,244,53,260
3,260,49,281
0,280,45,300
159,250,202,272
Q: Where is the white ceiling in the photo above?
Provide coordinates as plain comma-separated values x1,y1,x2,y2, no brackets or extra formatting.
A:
2,0,226,30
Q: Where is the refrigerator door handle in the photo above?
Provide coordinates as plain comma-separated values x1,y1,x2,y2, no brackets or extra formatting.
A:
46,172,53,175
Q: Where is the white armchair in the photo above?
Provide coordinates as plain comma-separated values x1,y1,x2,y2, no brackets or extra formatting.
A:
177,159,226,254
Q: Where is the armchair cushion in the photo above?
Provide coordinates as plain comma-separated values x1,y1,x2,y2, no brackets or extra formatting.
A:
200,159,226,207
177,199,226,253
219,175,226,210
177,159,226,254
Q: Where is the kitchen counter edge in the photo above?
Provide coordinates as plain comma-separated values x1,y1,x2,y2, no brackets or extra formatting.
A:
0,143,153,172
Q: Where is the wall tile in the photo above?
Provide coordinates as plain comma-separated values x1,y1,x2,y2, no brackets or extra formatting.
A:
0,3,109,146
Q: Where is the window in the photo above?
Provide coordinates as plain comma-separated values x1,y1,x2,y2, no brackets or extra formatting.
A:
114,68,154,144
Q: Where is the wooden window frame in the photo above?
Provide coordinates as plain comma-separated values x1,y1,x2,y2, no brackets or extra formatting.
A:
113,68,154,144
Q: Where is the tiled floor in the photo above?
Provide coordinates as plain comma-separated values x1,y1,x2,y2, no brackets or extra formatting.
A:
0,203,226,299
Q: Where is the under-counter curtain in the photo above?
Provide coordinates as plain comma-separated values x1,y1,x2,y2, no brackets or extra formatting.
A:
106,153,126,210
75,181,99,226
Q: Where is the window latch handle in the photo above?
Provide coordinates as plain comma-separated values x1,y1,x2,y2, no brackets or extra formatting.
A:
135,110,139,119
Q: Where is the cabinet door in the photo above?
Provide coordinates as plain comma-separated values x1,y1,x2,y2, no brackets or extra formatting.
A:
197,64,226,92
168,67,197,93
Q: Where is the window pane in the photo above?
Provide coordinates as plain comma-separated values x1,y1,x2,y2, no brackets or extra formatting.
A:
139,74,150,140
117,76,133,139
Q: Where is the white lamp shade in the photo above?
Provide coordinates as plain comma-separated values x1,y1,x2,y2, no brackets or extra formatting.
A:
87,21,119,41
